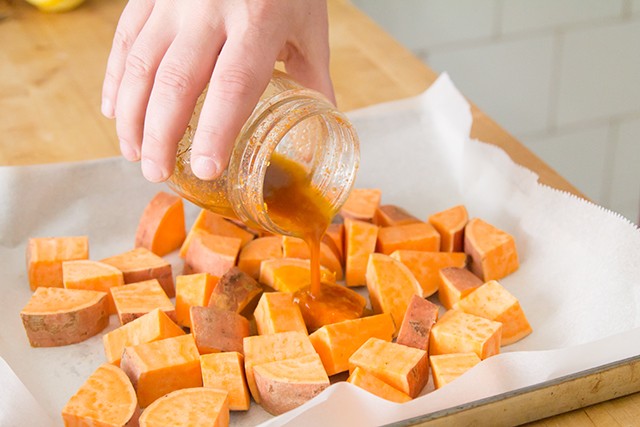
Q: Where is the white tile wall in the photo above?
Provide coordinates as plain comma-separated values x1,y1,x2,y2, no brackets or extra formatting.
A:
500,0,623,34
610,118,640,222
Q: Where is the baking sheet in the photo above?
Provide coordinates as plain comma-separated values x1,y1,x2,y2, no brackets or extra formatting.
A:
1,74,639,427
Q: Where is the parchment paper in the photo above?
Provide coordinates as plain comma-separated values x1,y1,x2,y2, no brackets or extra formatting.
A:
1,74,639,427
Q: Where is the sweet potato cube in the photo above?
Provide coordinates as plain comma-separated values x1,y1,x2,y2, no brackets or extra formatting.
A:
390,250,467,297
464,218,519,281
135,191,186,256
282,236,344,280
428,205,468,252
324,223,345,262
103,308,185,365
349,337,429,398
429,352,481,389
183,229,241,277
26,236,89,290
120,334,202,408
111,279,176,325
259,258,335,293
139,387,229,427
207,267,263,315
365,253,423,334
190,306,250,354
20,287,109,347
237,236,283,279
430,310,502,360
101,247,175,298
456,280,532,345
340,188,382,222
438,267,483,310
254,292,307,335
180,209,254,258
201,352,250,411
175,273,219,328
396,295,438,352
344,218,378,287
63,260,124,314
293,282,367,332
376,222,440,255
253,353,330,416
309,313,394,376
373,204,421,228
243,331,316,403
347,367,412,403
62,363,139,427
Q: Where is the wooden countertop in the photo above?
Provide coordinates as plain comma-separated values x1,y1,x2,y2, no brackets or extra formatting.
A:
1,0,638,425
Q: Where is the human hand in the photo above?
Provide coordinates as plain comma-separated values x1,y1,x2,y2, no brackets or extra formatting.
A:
101,0,334,182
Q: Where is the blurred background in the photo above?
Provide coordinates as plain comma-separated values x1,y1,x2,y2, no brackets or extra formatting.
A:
353,0,640,223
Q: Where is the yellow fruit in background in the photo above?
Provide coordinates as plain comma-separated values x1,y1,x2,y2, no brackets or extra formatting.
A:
25,0,86,13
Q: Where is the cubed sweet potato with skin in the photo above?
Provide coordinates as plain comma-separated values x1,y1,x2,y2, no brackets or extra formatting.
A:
430,310,502,360
254,292,308,335
373,204,421,227
183,230,241,278
21,287,109,347
344,218,378,287
175,273,219,329
62,363,140,427
180,209,254,258
26,236,89,290
323,223,345,263
111,279,176,325
293,282,367,332
103,308,185,365
139,387,229,427
455,280,532,345
347,367,412,403
390,250,467,297
376,222,440,255
464,218,519,282
349,337,429,398
201,352,250,411
237,236,283,279
120,334,202,408
340,188,382,222
438,267,483,310
428,205,468,252
282,236,344,280
208,267,263,315
190,306,250,354
63,260,124,314
309,313,394,376
135,191,186,257
253,353,330,416
396,295,439,352
101,247,175,298
258,258,335,293
430,352,481,389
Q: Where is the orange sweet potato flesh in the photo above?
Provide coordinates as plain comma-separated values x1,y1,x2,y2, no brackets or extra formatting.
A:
111,279,176,325
139,387,229,427
347,367,412,403
62,363,140,427
293,282,367,332
438,267,483,310
376,222,440,255
464,218,519,281
430,309,502,360
396,295,439,352
103,308,185,365
208,267,263,315
390,250,467,297
26,236,89,290
253,353,330,416
63,260,124,315
101,247,175,298
180,209,254,258
120,334,202,408
323,223,344,263
348,337,429,398
254,292,308,335
190,306,250,354
344,218,378,287
340,188,382,222
183,230,241,278
428,205,468,252
373,204,421,227
175,273,219,328
135,191,186,257
237,236,283,279
429,352,481,389
258,258,335,293
201,352,250,411
282,236,344,280
21,287,109,347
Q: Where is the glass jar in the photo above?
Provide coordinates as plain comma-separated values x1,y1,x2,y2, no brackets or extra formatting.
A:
167,70,360,237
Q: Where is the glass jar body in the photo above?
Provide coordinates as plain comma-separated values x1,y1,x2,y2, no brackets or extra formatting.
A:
167,71,359,237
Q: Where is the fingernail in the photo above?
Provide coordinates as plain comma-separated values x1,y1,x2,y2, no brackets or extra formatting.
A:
119,140,139,161
192,155,218,180
141,158,166,182
101,98,114,118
